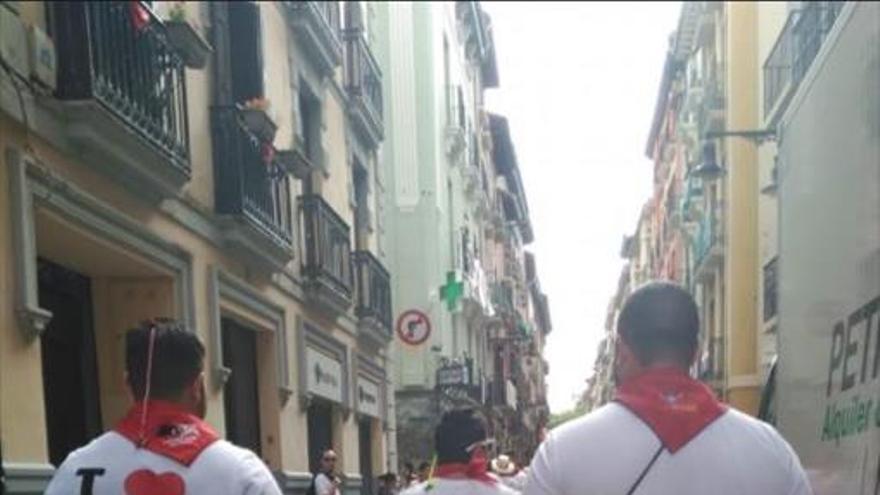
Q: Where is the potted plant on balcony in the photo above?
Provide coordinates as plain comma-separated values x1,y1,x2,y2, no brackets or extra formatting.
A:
238,98,278,143
165,2,213,69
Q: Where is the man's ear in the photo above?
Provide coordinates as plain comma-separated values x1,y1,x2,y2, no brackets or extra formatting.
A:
189,372,205,399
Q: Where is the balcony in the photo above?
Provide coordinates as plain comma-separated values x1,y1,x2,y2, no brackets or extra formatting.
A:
353,250,393,344
285,1,342,77
344,33,384,148
693,208,723,283
491,281,516,317
489,378,518,411
211,107,294,270
763,2,845,124
699,82,725,135
300,194,353,312
53,2,190,200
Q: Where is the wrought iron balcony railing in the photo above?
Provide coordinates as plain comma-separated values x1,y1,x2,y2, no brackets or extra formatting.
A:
344,32,384,145
763,2,845,121
491,281,516,316
693,207,723,280
54,2,190,175
212,106,294,254
300,194,353,305
353,250,392,332
285,1,343,76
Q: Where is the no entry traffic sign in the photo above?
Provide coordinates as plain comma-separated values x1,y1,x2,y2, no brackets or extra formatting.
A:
396,310,431,346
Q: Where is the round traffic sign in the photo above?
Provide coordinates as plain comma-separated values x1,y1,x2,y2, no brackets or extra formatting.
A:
396,310,432,346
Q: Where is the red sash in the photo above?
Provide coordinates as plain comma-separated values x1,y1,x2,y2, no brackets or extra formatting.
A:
433,450,497,485
614,367,727,453
115,400,219,466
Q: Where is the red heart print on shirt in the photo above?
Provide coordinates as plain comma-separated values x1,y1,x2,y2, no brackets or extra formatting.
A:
124,469,186,495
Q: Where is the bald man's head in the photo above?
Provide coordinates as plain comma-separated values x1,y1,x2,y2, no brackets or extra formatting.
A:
617,282,700,368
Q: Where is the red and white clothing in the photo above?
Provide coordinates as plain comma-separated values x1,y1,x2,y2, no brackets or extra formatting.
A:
313,472,341,495
401,454,520,495
401,477,520,495
45,401,281,495
525,368,812,495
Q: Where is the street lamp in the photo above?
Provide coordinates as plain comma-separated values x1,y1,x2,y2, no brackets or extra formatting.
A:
692,129,777,182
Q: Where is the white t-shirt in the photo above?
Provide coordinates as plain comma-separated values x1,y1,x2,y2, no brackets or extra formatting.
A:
402,478,521,495
313,472,341,495
525,403,812,495
499,470,528,492
45,431,282,495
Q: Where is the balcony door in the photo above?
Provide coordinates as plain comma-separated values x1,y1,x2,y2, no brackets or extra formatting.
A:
222,317,262,456
353,162,370,251
38,258,102,467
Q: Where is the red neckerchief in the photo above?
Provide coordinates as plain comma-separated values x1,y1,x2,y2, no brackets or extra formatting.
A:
434,449,497,485
614,367,727,453
115,400,219,466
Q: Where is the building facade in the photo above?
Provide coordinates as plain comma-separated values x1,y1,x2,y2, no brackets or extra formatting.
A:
595,1,860,419
0,1,394,493
373,1,550,468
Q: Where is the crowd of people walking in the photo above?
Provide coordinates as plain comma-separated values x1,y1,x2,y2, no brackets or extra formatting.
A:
37,283,811,494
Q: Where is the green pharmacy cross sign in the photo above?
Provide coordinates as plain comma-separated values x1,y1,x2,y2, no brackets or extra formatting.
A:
439,271,464,312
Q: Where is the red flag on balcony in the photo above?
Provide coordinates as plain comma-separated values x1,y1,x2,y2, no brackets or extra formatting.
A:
129,2,151,33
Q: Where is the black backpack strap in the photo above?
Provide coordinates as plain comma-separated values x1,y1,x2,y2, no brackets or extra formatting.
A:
626,444,665,495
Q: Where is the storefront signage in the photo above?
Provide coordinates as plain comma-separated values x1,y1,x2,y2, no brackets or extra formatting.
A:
436,362,471,387
397,310,431,346
357,376,381,419
306,347,343,404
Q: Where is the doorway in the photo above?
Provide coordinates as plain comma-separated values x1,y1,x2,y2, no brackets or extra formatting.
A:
221,317,262,455
38,258,102,467
307,401,334,473
358,418,374,495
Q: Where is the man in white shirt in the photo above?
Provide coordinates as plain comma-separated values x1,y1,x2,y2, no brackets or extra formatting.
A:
525,282,812,495
45,319,282,495
402,409,519,495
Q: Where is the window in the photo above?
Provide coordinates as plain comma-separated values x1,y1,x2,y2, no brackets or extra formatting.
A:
353,162,371,249
299,84,323,172
763,257,779,321
228,2,264,104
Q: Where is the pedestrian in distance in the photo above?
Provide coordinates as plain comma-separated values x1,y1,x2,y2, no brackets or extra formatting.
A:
308,448,342,495
492,454,527,492
525,282,812,495
401,409,519,495
401,462,417,489
417,461,431,483
44,318,283,495
377,472,399,495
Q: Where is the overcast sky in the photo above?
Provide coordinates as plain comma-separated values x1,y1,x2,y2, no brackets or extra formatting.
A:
483,1,682,413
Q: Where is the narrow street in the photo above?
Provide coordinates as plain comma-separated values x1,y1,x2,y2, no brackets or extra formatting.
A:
0,2,877,495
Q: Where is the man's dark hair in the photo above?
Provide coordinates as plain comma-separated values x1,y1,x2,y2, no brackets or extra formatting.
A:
435,409,488,464
617,282,700,367
125,318,205,401
418,461,430,471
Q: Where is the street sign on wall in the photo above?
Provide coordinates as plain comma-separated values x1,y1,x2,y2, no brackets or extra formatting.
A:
396,309,431,346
